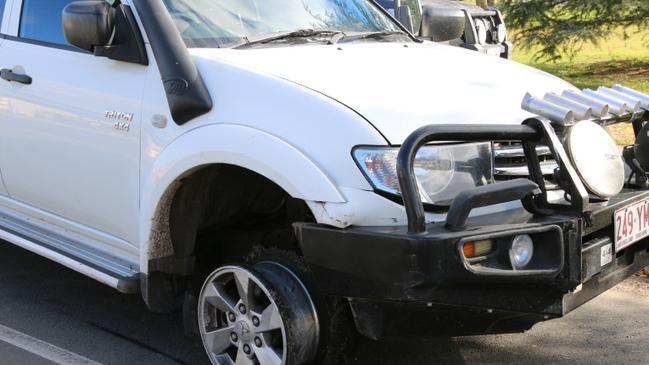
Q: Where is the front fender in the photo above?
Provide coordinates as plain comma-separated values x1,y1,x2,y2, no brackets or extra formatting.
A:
139,123,345,269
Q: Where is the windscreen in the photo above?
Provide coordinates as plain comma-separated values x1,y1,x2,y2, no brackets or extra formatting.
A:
162,0,401,48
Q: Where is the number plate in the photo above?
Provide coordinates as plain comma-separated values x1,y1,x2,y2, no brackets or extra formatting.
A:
614,198,649,252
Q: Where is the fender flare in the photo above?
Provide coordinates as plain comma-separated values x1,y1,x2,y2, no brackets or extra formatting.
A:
140,123,345,270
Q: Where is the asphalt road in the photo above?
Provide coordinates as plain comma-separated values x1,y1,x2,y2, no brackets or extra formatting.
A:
0,241,648,365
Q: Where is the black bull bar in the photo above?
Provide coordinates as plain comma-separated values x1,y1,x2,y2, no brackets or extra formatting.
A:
396,117,590,233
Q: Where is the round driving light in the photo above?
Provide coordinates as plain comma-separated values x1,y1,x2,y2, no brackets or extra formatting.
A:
475,20,488,45
496,23,507,43
566,121,625,197
634,122,649,170
509,235,534,269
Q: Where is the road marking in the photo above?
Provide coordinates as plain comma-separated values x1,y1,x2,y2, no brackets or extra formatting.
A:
0,323,103,365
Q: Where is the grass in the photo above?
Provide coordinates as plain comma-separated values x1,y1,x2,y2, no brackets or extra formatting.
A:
513,28,649,145
513,29,649,92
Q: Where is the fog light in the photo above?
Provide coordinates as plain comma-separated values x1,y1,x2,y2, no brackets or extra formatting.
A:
463,239,493,258
509,235,534,269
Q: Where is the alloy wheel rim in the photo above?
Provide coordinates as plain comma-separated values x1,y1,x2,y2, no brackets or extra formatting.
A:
198,266,287,365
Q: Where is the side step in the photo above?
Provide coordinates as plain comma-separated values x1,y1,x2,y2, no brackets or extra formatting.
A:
0,212,140,293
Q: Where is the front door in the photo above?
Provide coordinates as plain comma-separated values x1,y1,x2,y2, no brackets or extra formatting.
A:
0,0,10,196
0,0,147,250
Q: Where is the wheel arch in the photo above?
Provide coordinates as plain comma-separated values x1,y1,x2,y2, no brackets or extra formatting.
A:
139,124,345,310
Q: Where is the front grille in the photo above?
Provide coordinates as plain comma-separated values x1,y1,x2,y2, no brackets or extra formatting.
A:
493,141,558,183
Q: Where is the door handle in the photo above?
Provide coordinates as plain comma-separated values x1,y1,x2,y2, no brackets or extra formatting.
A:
0,69,32,85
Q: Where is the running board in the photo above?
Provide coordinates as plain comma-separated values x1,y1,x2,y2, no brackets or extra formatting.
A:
0,212,140,293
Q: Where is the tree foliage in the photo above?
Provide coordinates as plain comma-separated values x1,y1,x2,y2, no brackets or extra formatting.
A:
476,0,496,8
500,0,649,61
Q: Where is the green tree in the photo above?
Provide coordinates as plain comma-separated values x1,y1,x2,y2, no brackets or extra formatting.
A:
500,0,649,61
476,0,496,8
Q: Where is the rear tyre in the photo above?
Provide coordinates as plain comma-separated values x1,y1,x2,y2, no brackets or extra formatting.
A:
197,263,319,365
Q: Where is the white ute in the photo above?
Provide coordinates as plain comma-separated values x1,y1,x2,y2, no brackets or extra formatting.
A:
2,1,649,364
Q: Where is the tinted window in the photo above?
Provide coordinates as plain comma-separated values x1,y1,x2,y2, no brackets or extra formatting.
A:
20,0,77,45
0,0,6,29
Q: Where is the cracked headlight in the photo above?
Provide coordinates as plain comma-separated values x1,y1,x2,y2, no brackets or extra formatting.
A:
353,142,494,206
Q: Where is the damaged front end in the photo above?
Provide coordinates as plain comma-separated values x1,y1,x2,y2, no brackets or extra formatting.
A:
295,85,649,340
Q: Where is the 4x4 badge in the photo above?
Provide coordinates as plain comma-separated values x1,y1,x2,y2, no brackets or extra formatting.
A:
113,121,131,132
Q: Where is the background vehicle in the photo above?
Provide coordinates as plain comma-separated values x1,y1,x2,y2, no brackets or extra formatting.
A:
0,0,648,364
377,0,513,58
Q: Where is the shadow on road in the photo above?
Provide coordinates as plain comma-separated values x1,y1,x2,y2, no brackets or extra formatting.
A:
352,336,467,365
0,242,207,365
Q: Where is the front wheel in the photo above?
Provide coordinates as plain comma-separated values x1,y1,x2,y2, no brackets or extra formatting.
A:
197,263,320,365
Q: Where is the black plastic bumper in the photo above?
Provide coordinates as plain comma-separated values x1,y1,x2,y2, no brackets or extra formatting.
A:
295,194,649,338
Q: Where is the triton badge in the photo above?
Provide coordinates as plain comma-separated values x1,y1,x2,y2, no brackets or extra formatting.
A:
105,110,134,122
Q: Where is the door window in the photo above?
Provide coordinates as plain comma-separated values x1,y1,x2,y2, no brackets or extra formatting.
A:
0,0,6,29
19,0,76,45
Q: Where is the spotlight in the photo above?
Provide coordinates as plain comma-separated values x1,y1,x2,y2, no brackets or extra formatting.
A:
635,122,649,171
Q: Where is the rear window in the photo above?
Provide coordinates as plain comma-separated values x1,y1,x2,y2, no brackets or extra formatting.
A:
0,0,7,30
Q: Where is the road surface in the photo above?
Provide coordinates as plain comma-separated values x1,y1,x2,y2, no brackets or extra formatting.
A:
0,241,647,365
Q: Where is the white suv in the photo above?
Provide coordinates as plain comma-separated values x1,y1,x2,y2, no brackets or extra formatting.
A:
1,1,649,364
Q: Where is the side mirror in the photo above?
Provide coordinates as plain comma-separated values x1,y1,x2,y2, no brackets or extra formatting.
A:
63,1,116,53
419,4,466,42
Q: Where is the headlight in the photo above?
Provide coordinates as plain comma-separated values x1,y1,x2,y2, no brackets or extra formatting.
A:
353,142,493,206
565,121,624,197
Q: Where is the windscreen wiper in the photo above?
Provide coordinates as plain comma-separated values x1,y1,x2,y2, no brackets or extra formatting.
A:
234,29,344,49
335,31,409,43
